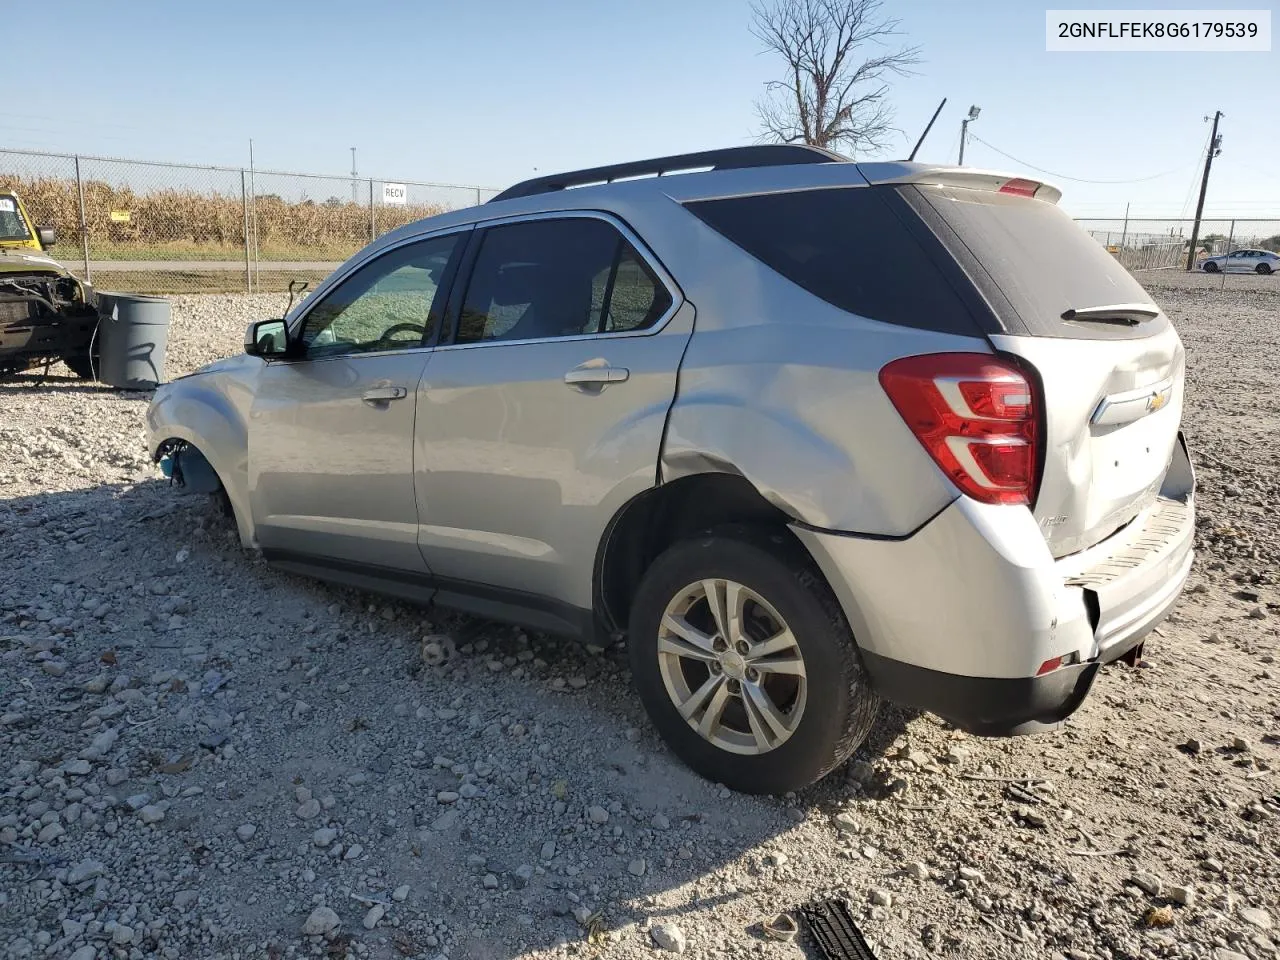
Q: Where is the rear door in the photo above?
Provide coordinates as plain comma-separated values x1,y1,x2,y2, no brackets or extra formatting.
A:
413,213,692,616
1240,249,1265,271
904,183,1184,558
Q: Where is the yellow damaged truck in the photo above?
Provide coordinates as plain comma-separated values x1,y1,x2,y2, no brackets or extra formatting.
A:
0,191,100,379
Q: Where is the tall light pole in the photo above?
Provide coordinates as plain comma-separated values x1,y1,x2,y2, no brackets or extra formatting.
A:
1185,111,1223,272
958,105,981,165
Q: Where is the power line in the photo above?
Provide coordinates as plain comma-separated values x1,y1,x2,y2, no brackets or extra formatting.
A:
966,133,1195,184
1178,125,1215,220
945,125,962,167
1227,158,1280,184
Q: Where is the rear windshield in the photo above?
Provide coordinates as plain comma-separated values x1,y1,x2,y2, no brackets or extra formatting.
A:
0,195,32,242
904,184,1165,340
684,186,986,336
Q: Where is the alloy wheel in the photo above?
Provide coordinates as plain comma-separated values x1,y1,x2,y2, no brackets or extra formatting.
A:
656,578,808,755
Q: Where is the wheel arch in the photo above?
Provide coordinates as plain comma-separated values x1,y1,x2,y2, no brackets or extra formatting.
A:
148,385,254,546
594,471,812,638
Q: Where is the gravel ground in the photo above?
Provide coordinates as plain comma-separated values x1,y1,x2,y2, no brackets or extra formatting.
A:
1,276,1277,960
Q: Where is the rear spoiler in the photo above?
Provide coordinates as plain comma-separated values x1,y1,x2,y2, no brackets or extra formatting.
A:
855,162,1063,205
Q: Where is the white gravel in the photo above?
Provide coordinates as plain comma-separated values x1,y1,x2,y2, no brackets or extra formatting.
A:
1,276,1278,960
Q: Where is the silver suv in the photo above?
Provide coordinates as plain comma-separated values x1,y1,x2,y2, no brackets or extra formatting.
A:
147,146,1195,795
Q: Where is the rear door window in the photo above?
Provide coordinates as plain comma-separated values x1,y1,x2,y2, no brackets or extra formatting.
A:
684,186,985,336
453,217,672,344
903,184,1167,340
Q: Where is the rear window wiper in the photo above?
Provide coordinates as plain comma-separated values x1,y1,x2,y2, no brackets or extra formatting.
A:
1061,303,1160,326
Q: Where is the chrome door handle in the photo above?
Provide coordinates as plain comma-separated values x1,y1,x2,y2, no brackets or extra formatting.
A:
362,385,408,403
563,365,630,386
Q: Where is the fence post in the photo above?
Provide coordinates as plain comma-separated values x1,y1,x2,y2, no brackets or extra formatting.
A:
74,156,91,282
241,170,252,294
1222,220,1235,289
369,179,376,242
476,187,482,206
1120,202,1129,250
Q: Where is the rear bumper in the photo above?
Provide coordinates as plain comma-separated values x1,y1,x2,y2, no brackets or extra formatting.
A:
795,433,1195,736
861,650,1100,735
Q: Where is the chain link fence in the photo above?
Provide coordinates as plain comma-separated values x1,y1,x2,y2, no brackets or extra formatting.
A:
1077,217,1280,280
3,146,1277,295
0,147,497,294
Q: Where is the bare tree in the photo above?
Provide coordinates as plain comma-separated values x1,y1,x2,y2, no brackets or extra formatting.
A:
752,0,921,156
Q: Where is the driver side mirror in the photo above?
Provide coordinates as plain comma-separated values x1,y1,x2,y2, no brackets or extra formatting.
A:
245,319,290,358
36,226,56,248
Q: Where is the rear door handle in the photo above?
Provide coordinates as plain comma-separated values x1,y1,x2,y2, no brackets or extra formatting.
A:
362,385,408,403
563,365,630,387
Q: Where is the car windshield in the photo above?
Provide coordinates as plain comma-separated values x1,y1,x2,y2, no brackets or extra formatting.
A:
0,195,32,242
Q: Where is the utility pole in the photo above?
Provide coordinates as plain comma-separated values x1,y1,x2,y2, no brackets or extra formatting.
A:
1185,111,1223,271
958,105,981,165
350,147,359,204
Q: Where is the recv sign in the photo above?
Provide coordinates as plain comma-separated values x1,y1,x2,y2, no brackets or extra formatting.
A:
382,183,407,205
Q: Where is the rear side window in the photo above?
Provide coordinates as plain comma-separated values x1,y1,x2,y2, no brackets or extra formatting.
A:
684,186,982,335
905,184,1166,340
454,218,672,345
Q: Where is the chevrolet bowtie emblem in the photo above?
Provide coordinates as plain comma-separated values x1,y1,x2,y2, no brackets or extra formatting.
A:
1147,391,1168,412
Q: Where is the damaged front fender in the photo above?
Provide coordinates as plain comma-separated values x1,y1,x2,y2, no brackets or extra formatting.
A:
147,378,255,546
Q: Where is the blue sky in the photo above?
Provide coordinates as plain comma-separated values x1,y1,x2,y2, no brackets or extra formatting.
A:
8,0,1277,218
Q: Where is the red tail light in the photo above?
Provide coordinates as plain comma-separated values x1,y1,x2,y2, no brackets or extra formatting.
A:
879,353,1040,506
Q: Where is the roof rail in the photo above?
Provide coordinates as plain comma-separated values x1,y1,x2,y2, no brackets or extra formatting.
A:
488,144,846,203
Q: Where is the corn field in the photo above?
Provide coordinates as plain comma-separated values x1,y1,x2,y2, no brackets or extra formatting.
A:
0,147,496,293
0,173,447,259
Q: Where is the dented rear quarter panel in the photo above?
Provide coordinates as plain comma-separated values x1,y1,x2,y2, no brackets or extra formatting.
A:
652,213,978,537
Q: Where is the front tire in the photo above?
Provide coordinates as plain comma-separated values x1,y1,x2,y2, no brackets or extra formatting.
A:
628,527,879,795
1257,263,1273,275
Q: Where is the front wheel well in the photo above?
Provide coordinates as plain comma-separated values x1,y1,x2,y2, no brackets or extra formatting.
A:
154,437,189,463
154,438,226,498
595,473,801,637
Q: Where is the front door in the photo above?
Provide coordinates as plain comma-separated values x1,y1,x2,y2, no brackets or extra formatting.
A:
249,231,464,572
413,214,692,615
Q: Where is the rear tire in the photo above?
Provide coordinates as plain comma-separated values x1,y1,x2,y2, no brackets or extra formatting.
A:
628,526,879,795
1202,261,1219,273
1257,263,1273,275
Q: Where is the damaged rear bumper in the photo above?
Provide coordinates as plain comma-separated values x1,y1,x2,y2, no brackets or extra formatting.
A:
794,434,1196,737
860,651,1100,735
